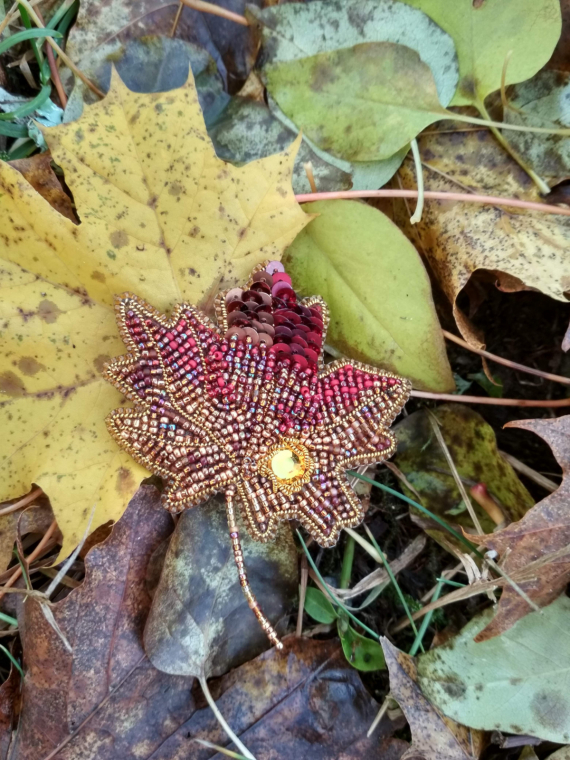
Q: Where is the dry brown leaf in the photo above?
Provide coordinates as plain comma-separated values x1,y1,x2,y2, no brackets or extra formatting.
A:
382,638,486,760
471,414,570,641
9,483,406,760
0,664,18,760
396,129,570,346
0,499,58,573
9,153,76,223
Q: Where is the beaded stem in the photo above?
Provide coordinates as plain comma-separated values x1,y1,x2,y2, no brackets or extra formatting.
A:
225,485,283,650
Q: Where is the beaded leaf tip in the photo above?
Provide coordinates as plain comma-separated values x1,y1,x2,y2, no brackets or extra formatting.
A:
104,261,411,648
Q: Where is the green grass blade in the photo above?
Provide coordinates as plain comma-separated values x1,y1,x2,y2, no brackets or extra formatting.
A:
0,28,62,57
0,121,29,138
348,471,483,558
0,84,52,121
409,580,444,656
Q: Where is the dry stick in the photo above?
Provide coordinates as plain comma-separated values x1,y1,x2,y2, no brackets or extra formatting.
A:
427,411,484,535
443,329,570,386
294,189,570,217
410,390,570,408
303,162,318,193
179,0,249,25
499,450,559,493
35,6,67,108
296,553,308,637
0,520,58,602
0,487,43,517
170,1,184,36
17,0,104,99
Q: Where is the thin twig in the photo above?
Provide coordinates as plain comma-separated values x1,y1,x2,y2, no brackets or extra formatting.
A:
303,161,317,193
34,6,67,108
294,189,570,217
411,391,570,407
199,675,256,760
409,138,424,224
170,1,184,36
0,487,43,517
296,553,308,637
443,329,570,386
499,451,558,493
180,0,248,25
0,520,58,601
427,411,484,534
17,0,104,98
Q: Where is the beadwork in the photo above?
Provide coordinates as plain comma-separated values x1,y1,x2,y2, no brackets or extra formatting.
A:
104,261,411,649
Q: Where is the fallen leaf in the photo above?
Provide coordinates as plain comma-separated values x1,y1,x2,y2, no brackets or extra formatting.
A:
251,0,459,106
0,70,307,559
9,153,75,222
284,200,454,391
338,618,385,672
382,637,486,760
10,484,406,759
209,96,352,193
393,404,533,549
395,127,570,346
402,0,561,106
265,42,449,161
65,0,258,94
548,747,570,760
144,493,298,679
304,586,337,624
417,596,570,744
470,415,570,641
0,500,58,573
504,69,570,185
0,664,18,760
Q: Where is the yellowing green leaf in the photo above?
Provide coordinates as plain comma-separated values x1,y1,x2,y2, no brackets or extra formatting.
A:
417,596,570,744
0,70,308,558
265,42,447,161
284,200,454,392
402,0,562,106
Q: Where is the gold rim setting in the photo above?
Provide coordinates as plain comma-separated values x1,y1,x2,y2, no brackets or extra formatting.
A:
257,439,315,495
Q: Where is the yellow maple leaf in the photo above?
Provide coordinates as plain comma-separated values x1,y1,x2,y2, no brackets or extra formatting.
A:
0,70,308,559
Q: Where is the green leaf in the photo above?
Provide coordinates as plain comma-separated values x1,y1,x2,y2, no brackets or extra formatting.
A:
284,200,454,392
338,619,386,672
0,27,62,56
401,0,562,106
144,494,298,679
417,596,570,743
265,42,448,161
504,69,570,185
393,404,534,549
304,587,338,624
251,0,459,106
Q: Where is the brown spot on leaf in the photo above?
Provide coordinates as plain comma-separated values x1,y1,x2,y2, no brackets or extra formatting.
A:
168,181,183,196
37,299,62,324
0,371,26,397
116,467,136,496
94,354,112,374
91,271,106,283
531,690,568,731
110,230,129,249
18,357,46,376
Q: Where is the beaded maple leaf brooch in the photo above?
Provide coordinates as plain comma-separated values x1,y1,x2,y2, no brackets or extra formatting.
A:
104,262,411,648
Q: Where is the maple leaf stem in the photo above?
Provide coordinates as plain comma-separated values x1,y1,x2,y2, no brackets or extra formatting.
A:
179,0,249,26
198,674,257,760
294,189,570,217
411,391,570,408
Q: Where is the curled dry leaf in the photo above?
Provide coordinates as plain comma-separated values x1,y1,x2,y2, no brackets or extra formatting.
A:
382,637,486,760
8,484,406,760
9,153,76,222
470,414,570,641
0,70,308,559
0,499,58,573
144,493,298,679
396,128,570,346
